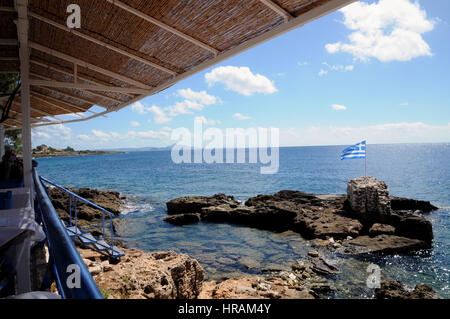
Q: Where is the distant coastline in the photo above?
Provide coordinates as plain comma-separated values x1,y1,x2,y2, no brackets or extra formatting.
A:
32,150,123,158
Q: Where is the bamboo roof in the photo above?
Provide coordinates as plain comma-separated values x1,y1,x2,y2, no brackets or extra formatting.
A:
0,0,355,129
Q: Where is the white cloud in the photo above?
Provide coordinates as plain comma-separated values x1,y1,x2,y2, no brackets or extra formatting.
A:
332,104,347,111
177,88,217,105
130,121,140,127
131,101,146,114
319,62,354,76
140,105,171,124
32,124,72,141
326,0,435,62
297,61,310,67
194,116,220,125
131,102,172,123
400,102,409,106
166,100,203,116
233,113,252,120
77,134,90,141
279,122,450,146
92,129,110,139
131,89,219,123
127,130,170,139
205,66,277,96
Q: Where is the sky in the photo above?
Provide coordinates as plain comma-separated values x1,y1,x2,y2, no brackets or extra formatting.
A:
31,0,450,150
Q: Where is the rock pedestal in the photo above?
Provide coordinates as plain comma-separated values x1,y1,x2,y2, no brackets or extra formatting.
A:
347,176,391,218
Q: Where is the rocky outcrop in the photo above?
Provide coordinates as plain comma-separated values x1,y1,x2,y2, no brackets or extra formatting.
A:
374,281,440,299
79,247,204,299
293,208,363,239
46,186,123,231
199,256,337,299
390,196,438,212
346,176,391,218
369,223,395,237
344,235,427,254
395,216,433,244
166,194,239,215
165,177,436,254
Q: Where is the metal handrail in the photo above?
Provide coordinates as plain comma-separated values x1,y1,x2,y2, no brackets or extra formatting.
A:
33,168,103,299
39,176,116,255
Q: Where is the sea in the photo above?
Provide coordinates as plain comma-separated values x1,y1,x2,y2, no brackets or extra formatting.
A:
35,143,450,298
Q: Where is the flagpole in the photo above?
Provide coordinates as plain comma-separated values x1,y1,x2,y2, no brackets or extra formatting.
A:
365,139,367,177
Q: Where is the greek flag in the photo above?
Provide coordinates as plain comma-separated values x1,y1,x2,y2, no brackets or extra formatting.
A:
341,140,366,160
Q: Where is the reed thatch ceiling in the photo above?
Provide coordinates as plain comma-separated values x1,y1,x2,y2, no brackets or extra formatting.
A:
0,0,354,129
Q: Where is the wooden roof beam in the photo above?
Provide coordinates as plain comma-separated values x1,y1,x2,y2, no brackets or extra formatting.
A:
29,41,153,90
105,0,218,56
0,39,18,45
30,60,127,103
29,79,150,95
29,12,177,75
30,94,84,118
259,0,294,22
30,90,95,114
30,72,110,108
0,7,15,12
12,101,64,121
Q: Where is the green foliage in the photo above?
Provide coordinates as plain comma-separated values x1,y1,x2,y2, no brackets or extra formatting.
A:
100,288,110,299
4,128,22,154
64,146,75,152
0,73,20,96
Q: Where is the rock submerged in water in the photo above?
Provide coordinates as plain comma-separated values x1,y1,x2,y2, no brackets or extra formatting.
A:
375,280,440,299
164,213,201,225
344,235,428,254
165,176,436,254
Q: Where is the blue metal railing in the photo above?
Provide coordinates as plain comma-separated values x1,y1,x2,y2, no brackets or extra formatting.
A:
39,177,116,256
33,168,103,299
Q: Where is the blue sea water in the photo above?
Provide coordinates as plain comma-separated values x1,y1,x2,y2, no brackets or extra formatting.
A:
36,143,450,298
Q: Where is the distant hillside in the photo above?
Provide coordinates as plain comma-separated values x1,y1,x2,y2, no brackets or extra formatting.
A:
97,145,174,152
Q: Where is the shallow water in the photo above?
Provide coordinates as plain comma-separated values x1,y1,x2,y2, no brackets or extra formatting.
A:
36,144,450,298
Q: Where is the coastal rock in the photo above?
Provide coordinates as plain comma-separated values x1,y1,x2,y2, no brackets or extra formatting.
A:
347,176,391,218
47,186,123,231
201,201,298,231
293,208,363,239
79,247,204,299
369,223,395,237
345,235,428,254
310,257,340,276
166,194,239,215
166,181,436,255
164,213,200,225
198,276,314,299
390,196,438,213
395,216,433,246
374,280,440,299
245,190,322,207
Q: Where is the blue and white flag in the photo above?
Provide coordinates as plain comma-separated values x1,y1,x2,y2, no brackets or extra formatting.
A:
341,140,366,160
